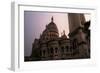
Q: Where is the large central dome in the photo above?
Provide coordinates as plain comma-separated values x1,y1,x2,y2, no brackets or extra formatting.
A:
46,16,58,33
40,17,59,42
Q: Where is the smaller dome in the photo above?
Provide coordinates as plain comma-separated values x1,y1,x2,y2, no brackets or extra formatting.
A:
61,30,67,39
61,34,67,39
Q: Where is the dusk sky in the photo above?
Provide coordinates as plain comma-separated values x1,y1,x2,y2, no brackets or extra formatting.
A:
24,11,90,56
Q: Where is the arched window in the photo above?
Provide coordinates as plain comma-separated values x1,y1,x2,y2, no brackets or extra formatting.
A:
47,48,49,54
66,46,68,52
70,46,72,52
61,47,64,53
50,48,53,53
40,50,42,56
43,50,45,56
72,39,79,54
55,47,58,53
73,39,77,49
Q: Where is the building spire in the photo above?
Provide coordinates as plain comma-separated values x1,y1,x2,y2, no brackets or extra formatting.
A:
63,30,65,35
51,16,53,22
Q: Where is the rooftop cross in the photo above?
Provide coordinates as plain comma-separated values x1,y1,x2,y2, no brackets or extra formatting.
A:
51,16,54,22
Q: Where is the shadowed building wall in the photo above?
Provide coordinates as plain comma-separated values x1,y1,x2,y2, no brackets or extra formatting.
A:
68,13,90,58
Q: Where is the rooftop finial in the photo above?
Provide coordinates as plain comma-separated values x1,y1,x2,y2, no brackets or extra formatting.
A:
63,30,65,35
51,16,53,22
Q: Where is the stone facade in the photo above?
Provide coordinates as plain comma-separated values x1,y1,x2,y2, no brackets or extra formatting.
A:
28,14,90,61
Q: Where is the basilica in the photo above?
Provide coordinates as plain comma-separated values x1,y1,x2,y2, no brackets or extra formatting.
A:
26,13,90,61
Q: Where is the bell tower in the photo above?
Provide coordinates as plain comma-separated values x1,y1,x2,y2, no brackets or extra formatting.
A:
68,13,89,58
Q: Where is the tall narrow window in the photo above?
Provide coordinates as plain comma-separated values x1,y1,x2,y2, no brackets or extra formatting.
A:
66,46,68,52
55,47,58,53
43,50,45,56
73,39,77,49
61,47,64,53
50,48,53,53
73,39,79,54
